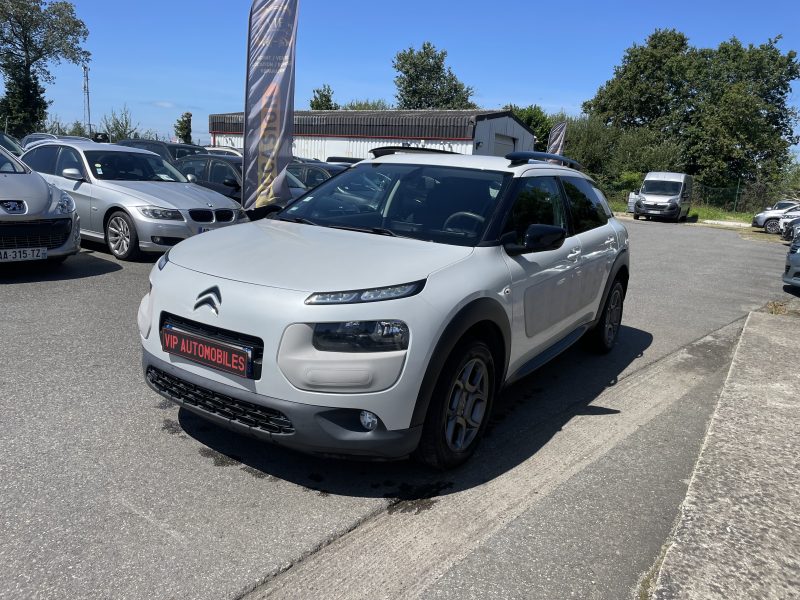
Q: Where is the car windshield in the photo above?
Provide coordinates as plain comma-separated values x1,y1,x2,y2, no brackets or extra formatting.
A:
641,180,682,196
0,147,27,173
84,150,187,182
279,162,512,246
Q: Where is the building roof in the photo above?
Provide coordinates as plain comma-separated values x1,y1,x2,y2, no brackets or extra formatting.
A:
209,110,534,141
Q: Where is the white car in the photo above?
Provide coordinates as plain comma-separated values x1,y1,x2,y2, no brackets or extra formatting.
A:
139,149,630,468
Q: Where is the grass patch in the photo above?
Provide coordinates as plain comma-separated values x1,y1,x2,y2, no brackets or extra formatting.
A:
609,200,751,223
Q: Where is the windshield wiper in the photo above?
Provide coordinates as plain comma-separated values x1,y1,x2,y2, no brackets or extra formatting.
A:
324,224,397,237
278,215,316,225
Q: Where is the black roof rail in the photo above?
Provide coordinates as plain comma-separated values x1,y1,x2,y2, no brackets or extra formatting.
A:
370,146,460,158
505,151,583,171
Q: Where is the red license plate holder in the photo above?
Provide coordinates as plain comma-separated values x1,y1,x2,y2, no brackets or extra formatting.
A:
160,325,252,378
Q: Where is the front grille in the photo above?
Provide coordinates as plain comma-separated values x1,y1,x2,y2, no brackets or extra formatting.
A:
0,219,72,250
147,367,294,434
160,312,264,378
189,209,213,222
215,209,234,222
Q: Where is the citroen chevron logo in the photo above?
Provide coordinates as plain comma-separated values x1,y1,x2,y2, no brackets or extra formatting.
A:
193,286,222,315
0,200,25,214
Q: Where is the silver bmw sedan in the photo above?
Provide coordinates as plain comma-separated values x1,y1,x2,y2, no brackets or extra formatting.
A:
0,146,80,265
21,141,245,260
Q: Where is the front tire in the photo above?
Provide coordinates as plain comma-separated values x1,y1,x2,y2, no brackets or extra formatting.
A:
633,214,640,220
764,219,780,234
105,211,141,260
588,280,625,353
415,340,495,470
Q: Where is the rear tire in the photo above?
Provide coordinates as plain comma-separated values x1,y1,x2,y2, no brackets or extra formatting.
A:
415,339,495,470
588,280,625,354
105,211,141,260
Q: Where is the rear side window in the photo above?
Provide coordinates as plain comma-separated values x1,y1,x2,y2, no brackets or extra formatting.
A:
561,176,609,233
23,145,58,175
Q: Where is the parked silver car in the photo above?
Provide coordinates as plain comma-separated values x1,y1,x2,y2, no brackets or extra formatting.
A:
21,141,244,260
0,146,80,264
752,202,800,234
783,233,800,288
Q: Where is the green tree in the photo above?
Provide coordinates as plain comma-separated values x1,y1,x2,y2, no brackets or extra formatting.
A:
583,30,800,189
0,61,47,134
342,98,392,110
393,41,477,110
101,105,138,141
174,111,192,144
504,104,550,149
0,0,90,136
310,83,339,110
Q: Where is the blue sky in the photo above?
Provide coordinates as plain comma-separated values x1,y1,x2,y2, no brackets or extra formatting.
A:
11,0,800,144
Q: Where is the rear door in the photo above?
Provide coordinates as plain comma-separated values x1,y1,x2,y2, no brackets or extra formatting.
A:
502,175,583,362
560,176,618,319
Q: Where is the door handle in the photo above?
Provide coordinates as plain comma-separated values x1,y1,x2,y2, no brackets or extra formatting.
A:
91,206,98,211
567,248,581,261
604,236,615,245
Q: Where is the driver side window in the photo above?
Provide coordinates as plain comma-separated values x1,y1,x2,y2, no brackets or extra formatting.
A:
504,176,567,243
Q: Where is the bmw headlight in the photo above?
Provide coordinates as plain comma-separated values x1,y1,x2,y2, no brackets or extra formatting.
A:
312,320,409,352
138,206,184,220
56,191,75,214
305,281,424,305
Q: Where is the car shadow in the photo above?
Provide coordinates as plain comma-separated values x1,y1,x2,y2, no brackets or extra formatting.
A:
0,248,122,283
177,325,653,502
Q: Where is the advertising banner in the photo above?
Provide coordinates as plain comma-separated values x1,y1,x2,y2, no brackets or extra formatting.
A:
546,121,567,156
242,0,298,212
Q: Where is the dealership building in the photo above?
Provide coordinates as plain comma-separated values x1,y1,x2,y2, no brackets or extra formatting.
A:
208,110,536,160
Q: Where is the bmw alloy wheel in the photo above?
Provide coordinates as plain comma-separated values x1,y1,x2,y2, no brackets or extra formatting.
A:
107,215,131,256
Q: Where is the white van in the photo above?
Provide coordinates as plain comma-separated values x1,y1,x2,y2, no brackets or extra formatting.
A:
633,172,693,222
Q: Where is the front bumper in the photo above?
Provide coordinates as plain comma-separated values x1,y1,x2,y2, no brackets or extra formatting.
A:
135,212,244,253
634,203,680,218
143,349,422,459
0,214,80,258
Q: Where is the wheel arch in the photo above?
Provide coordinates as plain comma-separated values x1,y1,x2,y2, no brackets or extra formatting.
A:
410,297,511,428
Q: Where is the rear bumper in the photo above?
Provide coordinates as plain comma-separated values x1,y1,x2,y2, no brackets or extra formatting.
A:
142,349,422,459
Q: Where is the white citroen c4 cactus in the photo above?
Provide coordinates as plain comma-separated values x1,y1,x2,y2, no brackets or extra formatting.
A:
139,149,630,469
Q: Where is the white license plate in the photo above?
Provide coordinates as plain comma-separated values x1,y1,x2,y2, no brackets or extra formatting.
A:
0,248,48,262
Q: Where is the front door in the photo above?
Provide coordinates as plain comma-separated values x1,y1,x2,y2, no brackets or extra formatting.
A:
502,175,582,366
52,146,96,231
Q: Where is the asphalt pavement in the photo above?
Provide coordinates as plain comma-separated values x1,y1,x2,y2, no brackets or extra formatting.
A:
0,221,793,600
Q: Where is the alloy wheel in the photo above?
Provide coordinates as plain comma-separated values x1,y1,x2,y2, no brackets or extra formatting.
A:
107,216,131,256
444,357,489,452
604,287,623,346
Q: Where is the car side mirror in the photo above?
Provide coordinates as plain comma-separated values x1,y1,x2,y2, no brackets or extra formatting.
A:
62,168,84,181
186,173,197,183
223,177,240,189
502,224,567,256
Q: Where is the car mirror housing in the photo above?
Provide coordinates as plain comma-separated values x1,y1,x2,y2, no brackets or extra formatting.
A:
223,177,241,189
62,168,84,181
186,173,197,183
502,224,567,256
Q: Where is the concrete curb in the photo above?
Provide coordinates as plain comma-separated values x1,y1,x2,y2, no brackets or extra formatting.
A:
613,213,751,229
650,307,800,599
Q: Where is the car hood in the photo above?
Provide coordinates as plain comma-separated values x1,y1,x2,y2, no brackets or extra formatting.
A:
95,180,239,209
0,172,53,216
169,220,474,292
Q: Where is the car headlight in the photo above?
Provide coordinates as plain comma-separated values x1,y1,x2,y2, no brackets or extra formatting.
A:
305,281,424,305
312,320,409,352
56,191,75,214
138,206,184,220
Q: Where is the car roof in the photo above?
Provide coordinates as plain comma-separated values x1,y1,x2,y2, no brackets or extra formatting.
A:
177,153,241,164
644,171,689,181
25,140,157,155
363,151,585,177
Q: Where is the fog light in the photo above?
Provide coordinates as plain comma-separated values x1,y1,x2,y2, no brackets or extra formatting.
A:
359,410,378,431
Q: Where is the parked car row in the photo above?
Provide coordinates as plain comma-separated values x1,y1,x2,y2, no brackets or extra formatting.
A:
752,201,800,234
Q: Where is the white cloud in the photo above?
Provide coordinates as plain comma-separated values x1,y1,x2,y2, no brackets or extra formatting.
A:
151,101,176,109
